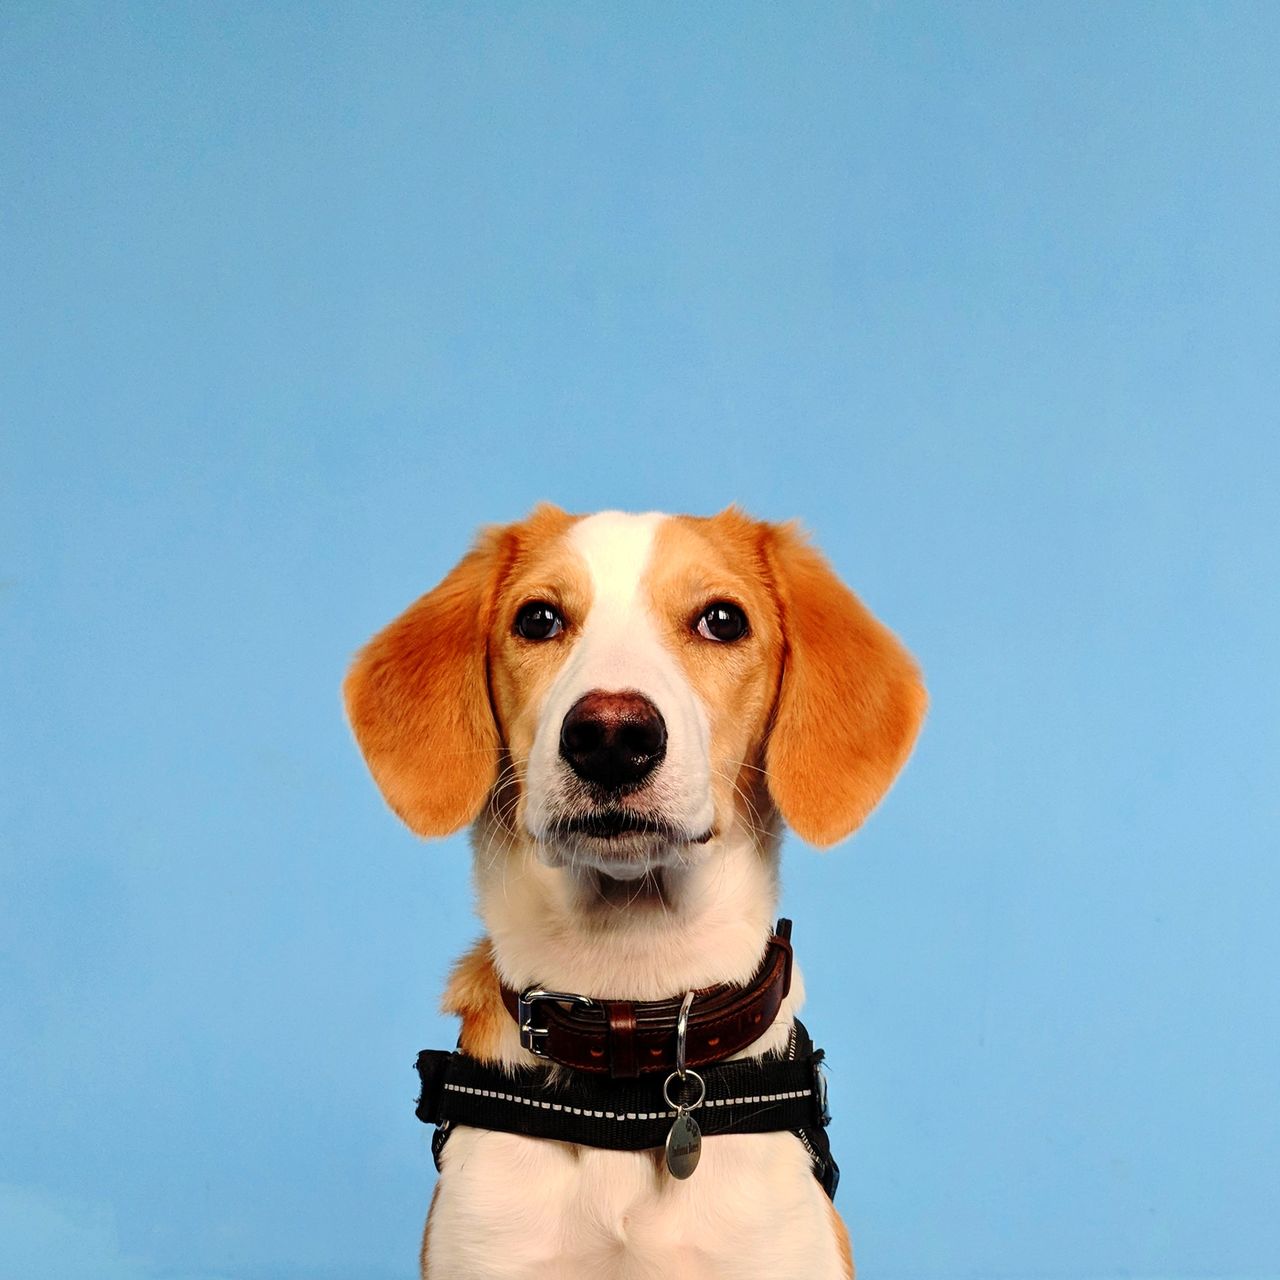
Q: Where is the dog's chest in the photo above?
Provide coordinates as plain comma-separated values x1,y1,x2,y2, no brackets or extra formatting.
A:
425,1127,846,1279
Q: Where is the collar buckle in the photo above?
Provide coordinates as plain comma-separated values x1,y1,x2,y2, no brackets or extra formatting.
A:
516,988,597,1058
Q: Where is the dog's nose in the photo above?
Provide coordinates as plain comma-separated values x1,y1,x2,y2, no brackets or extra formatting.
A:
559,690,667,791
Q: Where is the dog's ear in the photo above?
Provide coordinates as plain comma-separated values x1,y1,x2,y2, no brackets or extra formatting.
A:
343,527,510,837
763,522,927,848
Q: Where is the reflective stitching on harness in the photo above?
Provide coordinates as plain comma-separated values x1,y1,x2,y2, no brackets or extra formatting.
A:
442,1082,812,1122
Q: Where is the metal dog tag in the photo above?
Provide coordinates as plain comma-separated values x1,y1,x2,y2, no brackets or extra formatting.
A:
663,1000,704,1181
665,1110,702,1179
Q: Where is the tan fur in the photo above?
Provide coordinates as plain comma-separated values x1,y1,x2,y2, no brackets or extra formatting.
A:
486,510,594,826
647,512,785,842
829,1196,856,1278
649,508,926,848
342,528,508,836
441,938,510,1061
343,503,578,835
762,519,928,846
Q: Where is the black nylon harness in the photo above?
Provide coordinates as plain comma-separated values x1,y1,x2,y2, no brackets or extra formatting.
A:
415,1018,840,1200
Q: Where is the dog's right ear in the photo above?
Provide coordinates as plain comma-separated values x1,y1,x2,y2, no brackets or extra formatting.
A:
343,528,509,837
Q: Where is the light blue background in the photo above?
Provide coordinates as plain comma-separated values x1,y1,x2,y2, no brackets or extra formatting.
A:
3,4,1277,1278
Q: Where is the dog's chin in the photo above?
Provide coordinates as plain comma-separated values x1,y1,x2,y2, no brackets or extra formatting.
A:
589,863,671,908
575,846,654,881
566,840,681,908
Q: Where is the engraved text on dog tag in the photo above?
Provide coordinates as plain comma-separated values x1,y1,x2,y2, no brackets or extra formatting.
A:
665,1110,702,1179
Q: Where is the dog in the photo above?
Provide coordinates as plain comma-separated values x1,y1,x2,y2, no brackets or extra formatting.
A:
344,505,926,1279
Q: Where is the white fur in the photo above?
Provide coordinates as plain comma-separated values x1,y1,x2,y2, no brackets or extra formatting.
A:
428,1130,844,1279
427,512,847,1279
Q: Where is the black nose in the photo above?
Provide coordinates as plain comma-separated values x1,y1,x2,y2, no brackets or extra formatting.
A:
559,690,668,791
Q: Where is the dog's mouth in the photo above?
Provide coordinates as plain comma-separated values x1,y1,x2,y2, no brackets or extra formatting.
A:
549,810,714,844
536,810,715,907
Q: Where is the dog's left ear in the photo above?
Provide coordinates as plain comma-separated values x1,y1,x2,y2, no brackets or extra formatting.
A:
763,522,928,848
343,526,510,837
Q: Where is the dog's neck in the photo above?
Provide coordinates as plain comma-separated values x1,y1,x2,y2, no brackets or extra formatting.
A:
470,813,785,1001
445,813,804,1069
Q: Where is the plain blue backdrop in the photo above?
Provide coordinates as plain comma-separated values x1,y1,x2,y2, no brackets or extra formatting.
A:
3,4,1278,1278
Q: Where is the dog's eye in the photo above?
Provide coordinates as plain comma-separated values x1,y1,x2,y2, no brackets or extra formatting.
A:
514,601,564,641
695,602,748,643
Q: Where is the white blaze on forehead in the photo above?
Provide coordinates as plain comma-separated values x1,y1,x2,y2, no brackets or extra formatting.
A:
568,510,667,622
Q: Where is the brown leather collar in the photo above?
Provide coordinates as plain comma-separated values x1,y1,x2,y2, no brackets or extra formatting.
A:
499,920,794,1078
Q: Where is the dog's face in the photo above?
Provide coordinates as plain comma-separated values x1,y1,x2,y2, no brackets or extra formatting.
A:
345,505,926,888
490,510,784,882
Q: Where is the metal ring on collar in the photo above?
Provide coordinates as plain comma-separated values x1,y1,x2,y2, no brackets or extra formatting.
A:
662,1068,705,1112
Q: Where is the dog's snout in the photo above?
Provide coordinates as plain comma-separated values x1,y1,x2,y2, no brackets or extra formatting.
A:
559,690,667,791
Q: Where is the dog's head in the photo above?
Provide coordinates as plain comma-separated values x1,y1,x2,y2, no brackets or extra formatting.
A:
344,506,926,884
